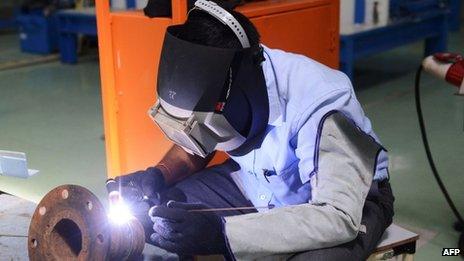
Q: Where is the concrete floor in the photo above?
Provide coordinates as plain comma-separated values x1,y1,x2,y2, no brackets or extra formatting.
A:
0,194,35,260
0,34,107,202
1,25,464,260
353,29,464,260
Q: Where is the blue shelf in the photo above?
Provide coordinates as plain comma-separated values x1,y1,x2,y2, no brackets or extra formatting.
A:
56,8,97,63
17,14,59,54
340,9,449,80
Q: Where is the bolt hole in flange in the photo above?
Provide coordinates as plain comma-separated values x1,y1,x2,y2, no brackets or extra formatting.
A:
86,201,93,210
31,239,38,248
97,234,104,244
50,219,83,258
38,207,46,216
61,189,69,199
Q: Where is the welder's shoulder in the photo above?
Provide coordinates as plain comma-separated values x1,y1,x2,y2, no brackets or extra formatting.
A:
268,48,353,109
292,53,351,99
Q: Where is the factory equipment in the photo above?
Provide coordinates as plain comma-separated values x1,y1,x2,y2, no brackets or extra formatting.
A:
422,53,464,91
416,53,464,253
28,185,145,260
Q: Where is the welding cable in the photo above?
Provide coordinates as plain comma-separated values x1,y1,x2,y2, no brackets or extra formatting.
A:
414,65,464,227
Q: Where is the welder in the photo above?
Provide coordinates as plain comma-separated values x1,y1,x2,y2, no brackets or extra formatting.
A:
107,0,394,259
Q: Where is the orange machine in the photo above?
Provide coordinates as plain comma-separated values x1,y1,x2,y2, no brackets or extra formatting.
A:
95,0,339,178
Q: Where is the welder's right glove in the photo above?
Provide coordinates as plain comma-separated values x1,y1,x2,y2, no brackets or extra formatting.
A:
106,167,166,202
106,167,166,241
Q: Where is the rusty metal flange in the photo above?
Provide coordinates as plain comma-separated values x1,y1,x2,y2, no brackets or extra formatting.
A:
28,185,111,260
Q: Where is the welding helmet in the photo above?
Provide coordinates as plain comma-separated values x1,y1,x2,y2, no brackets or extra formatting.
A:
149,0,269,158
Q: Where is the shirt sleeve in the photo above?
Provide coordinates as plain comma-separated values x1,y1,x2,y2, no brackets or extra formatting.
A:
223,88,385,260
295,86,388,184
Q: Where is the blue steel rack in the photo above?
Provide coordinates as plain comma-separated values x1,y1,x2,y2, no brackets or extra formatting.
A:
340,0,451,80
54,0,459,65
56,8,97,63
55,0,137,63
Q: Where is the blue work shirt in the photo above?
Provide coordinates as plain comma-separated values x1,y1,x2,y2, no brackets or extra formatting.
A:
228,46,389,210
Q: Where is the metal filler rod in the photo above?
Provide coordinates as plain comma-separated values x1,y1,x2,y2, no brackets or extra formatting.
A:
189,205,274,212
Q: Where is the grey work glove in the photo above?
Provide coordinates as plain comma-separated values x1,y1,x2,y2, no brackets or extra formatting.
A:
149,201,229,256
106,167,166,241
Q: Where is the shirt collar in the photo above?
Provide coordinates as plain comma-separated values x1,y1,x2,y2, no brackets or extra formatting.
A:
261,45,284,127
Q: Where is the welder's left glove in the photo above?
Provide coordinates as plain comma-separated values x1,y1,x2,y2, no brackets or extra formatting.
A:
148,201,228,256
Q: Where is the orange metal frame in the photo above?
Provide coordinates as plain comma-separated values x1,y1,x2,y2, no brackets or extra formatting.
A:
95,0,339,178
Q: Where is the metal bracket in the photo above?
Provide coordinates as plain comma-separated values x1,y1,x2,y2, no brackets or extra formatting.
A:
0,150,39,178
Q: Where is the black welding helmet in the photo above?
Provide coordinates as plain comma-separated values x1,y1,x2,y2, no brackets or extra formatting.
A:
148,0,269,158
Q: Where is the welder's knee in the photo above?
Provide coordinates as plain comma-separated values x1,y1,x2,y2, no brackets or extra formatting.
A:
288,190,394,261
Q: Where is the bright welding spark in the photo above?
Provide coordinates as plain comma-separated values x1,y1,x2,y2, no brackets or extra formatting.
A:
107,193,134,225
108,202,133,225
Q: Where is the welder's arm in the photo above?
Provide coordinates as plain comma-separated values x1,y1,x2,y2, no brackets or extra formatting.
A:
107,145,212,200
223,112,384,260
156,145,215,185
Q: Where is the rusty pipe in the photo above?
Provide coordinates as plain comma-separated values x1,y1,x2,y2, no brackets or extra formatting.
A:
28,185,145,260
